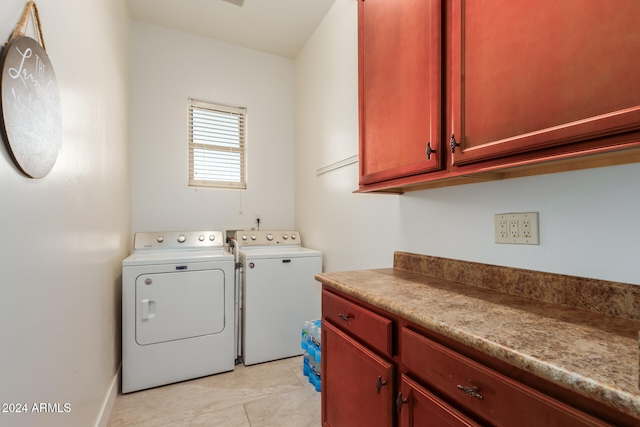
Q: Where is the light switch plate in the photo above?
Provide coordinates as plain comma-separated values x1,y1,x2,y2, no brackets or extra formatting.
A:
494,212,539,245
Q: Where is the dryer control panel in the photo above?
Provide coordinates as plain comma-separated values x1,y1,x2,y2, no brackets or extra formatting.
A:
234,230,301,246
133,231,224,251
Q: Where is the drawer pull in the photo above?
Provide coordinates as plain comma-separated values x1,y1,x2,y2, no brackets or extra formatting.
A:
425,141,435,160
457,385,484,400
338,313,352,321
376,376,388,394
396,392,408,412
450,133,461,153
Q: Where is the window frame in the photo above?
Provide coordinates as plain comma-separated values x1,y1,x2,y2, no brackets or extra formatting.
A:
188,98,247,189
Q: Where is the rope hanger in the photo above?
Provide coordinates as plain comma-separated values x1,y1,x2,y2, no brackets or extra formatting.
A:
8,1,47,52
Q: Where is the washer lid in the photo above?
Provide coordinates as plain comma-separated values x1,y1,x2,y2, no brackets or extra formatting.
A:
123,248,233,266
239,246,321,260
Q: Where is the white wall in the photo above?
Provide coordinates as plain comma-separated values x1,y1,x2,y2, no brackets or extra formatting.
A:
295,0,640,285
130,22,296,235
294,0,401,272
0,1,130,426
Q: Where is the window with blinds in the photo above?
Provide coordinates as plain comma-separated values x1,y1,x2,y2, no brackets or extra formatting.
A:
188,99,247,189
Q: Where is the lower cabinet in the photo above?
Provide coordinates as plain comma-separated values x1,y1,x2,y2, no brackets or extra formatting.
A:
322,321,394,427
401,327,609,427
322,288,622,427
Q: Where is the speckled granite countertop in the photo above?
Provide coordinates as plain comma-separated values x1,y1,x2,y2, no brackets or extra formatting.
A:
316,253,640,421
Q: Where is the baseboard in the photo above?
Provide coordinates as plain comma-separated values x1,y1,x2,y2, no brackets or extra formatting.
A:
96,364,121,427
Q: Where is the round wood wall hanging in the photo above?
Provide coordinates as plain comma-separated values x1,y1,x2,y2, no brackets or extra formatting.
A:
0,35,61,178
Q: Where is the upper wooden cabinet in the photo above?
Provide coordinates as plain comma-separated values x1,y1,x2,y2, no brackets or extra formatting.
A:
358,0,640,192
358,0,443,186
450,0,640,166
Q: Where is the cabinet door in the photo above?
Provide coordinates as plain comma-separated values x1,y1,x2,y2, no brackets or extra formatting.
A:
322,320,394,427
359,0,443,186
449,0,640,166
398,374,481,427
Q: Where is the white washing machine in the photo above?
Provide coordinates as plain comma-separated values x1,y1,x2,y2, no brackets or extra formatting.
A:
235,230,322,366
121,231,235,393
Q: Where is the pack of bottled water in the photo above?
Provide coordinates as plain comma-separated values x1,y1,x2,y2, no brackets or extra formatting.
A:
302,319,321,392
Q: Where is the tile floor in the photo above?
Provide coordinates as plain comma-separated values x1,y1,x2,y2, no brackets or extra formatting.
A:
107,356,320,426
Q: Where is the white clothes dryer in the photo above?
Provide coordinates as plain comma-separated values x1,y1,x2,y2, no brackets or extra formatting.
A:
122,231,235,393
235,230,322,366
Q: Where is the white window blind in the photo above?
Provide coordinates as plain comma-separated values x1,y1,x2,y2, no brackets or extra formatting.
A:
188,99,246,189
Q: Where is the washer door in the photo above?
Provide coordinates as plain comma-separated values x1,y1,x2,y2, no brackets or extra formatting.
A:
136,269,225,345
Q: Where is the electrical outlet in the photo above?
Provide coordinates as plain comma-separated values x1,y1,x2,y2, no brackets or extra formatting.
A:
521,219,532,238
509,220,519,238
498,220,508,238
494,212,539,245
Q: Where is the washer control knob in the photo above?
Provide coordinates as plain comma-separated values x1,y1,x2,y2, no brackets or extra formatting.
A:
199,235,205,241
251,235,257,240
209,234,216,241
266,233,274,241
283,234,289,239
291,233,297,240
242,234,248,241
177,235,186,243
157,236,164,243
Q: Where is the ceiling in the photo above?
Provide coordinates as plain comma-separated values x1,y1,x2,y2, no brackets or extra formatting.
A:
127,0,337,59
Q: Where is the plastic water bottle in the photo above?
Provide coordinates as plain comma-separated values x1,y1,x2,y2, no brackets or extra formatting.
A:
302,319,322,391
301,320,313,351
309,358,321,392
312,319,322,362
303,351,312,377
306,322,317,359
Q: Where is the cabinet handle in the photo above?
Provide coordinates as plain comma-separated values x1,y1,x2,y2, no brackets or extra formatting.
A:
338,313,351,321
450,133,461,153
456,385,484,400
425,142,435,160
396,392,409,412
376,376,388,394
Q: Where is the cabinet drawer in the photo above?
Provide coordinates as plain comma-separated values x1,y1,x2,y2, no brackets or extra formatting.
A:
322,290,392,357
401,327,610,427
